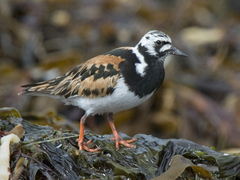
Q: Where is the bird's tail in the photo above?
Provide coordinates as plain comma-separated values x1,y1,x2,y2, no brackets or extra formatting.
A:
19,76,65,98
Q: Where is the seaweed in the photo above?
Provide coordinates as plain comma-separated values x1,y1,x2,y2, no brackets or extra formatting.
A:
1,108,240,179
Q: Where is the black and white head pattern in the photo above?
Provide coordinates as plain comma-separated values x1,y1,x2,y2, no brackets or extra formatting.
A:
133,30,172,77
139,30,172,57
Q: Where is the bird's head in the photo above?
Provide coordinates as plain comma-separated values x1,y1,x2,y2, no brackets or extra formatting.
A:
136,30,187,59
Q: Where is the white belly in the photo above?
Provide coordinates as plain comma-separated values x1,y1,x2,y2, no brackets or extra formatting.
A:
63,78,154,116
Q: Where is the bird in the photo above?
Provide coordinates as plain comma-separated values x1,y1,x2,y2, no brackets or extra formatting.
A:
19,30,187,152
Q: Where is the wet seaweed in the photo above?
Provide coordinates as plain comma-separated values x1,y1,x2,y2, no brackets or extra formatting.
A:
1,108,240,179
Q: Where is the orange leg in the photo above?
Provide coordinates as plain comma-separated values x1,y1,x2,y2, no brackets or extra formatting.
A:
107,113,136,149
77,115,99,152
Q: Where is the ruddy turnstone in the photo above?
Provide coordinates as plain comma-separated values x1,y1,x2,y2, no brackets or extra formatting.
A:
19,30,187,152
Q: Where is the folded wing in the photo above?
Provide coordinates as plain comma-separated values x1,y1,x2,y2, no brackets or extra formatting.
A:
20,54,125,99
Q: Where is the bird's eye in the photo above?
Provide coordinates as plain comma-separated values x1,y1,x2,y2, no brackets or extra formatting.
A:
156,40,162,45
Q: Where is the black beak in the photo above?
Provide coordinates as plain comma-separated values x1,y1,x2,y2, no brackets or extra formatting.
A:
168,46,187,57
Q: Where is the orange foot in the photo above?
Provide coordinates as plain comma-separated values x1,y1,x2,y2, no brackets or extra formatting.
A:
77,139,99,152
110,137,137,149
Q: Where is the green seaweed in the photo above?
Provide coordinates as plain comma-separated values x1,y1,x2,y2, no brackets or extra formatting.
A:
1,108,240,179
0,107,21,120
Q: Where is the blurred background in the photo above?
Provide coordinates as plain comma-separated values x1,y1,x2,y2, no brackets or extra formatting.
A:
1,0,240,150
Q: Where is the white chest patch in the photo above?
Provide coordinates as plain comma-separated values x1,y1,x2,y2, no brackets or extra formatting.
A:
63,77,154,117
132,47,147,77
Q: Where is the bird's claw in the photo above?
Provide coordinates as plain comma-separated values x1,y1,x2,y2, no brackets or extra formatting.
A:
110,138,136,149
77,139,99,152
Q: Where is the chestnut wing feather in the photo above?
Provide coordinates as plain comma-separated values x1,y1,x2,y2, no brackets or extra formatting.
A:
21,54,125,99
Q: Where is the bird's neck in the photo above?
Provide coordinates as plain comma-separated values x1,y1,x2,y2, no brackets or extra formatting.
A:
119,46,165,98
